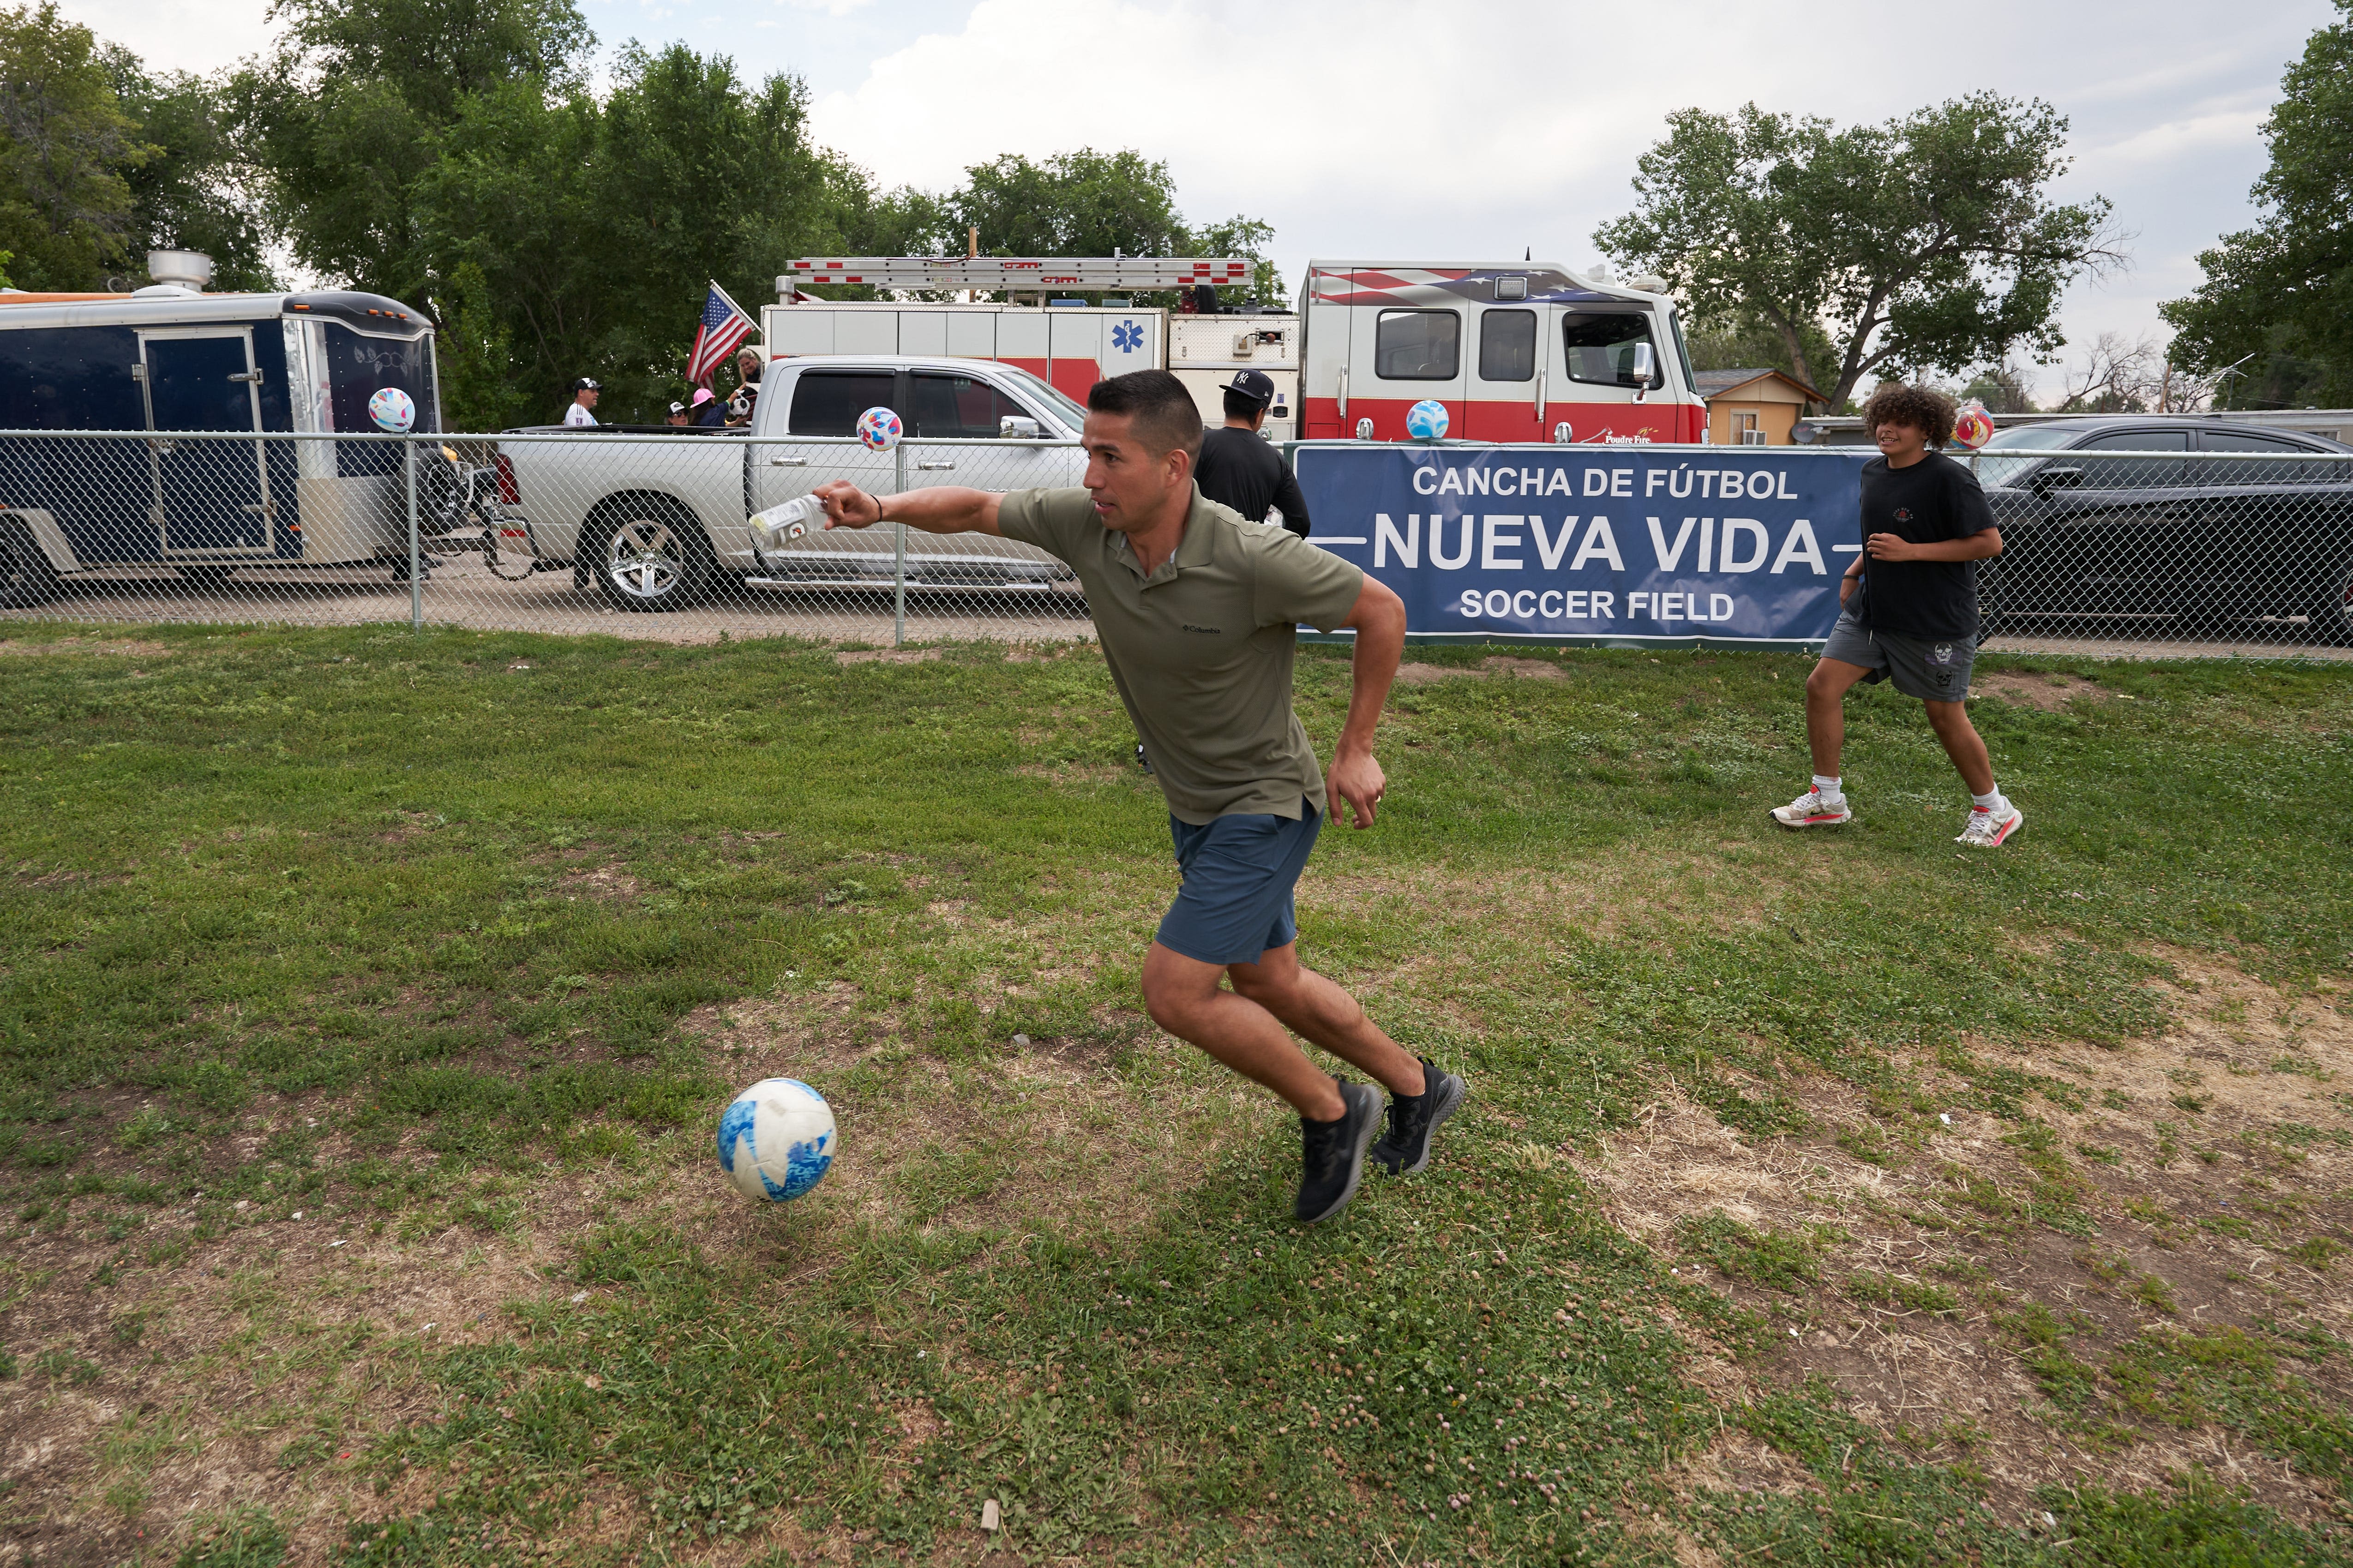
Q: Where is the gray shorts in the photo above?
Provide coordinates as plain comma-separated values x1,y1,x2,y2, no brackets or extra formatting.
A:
1821,611,1975,702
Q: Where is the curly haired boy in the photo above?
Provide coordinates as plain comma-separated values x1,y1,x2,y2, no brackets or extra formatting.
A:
1771,383,2023,847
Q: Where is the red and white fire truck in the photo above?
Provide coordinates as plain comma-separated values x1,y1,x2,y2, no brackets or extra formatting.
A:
769,254,1705,446
1299,261,1703,445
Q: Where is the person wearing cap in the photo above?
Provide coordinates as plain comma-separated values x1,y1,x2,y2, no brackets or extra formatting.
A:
563,377,601,427
665,401,690,427
692,387,725,428
1193,368,1310,539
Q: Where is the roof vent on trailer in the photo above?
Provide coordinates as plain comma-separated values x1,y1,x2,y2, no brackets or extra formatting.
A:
136,250,212,298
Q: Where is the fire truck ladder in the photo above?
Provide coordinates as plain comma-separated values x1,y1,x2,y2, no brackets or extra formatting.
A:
779,257,1251,295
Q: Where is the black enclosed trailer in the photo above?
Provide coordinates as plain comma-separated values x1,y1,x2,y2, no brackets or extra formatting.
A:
0,286,441,592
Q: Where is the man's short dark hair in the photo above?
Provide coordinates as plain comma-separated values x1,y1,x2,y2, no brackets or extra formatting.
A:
1088,369,1203,460
1222,388,1267,422
1860,383,1958,448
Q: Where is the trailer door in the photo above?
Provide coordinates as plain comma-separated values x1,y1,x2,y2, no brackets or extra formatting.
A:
140,329,271,557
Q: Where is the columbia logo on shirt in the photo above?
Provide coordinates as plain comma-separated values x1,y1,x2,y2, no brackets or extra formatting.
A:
1181,624,1223,634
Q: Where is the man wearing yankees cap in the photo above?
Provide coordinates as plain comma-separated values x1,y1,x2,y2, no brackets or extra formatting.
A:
1193,367,1312,539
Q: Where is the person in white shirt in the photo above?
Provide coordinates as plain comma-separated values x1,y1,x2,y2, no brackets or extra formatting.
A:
562,378,601,427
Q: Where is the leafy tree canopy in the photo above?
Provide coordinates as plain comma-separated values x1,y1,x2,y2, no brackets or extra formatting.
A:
0,1,143,289
2160,1,2353,408
1597,94,2119,411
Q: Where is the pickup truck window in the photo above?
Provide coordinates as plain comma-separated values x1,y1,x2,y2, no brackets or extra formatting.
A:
911,372,1029,439
995,365,1087,430
790,371,897,436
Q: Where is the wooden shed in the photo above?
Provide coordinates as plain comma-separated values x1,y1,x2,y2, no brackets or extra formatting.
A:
1695,368,1825,445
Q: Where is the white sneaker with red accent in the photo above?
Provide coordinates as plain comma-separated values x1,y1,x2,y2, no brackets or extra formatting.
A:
1956,805,2024,847
1770,789,1852,828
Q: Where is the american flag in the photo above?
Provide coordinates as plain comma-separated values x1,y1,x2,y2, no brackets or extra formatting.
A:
685,281,756,387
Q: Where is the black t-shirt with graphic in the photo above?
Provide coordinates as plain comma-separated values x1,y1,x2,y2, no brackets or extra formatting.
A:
1851,452,1999,639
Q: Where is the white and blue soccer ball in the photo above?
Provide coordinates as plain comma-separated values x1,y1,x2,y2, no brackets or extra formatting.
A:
368,386,417,434
716,1078,836,1203
856,406,903,452
1405,400,1450,441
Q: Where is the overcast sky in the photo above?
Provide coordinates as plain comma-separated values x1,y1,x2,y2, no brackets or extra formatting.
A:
60,0,2334,400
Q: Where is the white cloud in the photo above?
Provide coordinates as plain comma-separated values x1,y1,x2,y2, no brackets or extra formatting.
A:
56,0,275,74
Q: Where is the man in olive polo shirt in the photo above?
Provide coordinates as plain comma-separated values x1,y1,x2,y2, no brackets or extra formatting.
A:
812,369,1466,1223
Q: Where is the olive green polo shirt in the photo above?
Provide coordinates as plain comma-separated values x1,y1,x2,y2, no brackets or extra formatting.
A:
998,485,1365,824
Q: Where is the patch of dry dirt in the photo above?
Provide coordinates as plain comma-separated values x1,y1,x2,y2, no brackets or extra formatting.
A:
1571,955,2353,1520
1392,655,1570,688
1972,670,2115,712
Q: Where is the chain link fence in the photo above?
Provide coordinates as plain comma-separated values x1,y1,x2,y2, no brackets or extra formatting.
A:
1967,447,2353,654
0,429,1093,645
2,435,2348,654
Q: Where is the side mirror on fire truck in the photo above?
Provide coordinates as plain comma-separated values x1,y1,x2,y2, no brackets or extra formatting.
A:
1627,342,1657,398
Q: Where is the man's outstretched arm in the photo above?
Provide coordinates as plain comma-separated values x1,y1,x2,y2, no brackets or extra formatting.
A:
813,480,1003,535
1327,575,1405,829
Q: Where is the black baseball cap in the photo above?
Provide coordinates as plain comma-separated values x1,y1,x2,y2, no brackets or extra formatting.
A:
1219,368,1276,406
572,377,601,393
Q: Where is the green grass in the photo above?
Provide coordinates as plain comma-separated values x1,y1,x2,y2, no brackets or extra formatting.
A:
2,623,2351,1564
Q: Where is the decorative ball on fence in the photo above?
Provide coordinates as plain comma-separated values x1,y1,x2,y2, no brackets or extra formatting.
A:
856,407,903,452
1405,400,1450,441
367,387,416,434
717,1077,836,1202
1951,399,1995,451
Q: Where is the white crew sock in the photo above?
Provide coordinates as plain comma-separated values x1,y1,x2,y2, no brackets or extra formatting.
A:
1813,774,1843,799
1971,788,2008,814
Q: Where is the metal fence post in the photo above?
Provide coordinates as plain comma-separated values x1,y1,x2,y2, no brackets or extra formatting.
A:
404,437,421,634
893,437,906,648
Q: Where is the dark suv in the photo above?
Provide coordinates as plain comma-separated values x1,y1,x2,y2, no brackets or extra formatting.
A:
1968,417,2353,644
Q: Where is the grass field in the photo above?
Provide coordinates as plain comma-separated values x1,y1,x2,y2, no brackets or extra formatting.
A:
2,622,2351,1568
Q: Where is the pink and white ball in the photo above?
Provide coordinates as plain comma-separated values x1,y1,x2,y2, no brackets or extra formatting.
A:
367,387,417,434
856,407,903,452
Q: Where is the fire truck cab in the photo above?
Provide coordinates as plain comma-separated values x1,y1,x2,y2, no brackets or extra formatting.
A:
1301,261,1705,445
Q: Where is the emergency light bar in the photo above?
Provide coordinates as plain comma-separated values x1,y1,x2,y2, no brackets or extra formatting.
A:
780,257,1252,293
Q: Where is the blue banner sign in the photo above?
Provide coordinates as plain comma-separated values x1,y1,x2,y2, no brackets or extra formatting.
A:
1292,444,1873,645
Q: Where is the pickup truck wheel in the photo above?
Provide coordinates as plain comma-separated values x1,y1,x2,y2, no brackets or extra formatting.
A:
0,518,60,609
586,499,714,612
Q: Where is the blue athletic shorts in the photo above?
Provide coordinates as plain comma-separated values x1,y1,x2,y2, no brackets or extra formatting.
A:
1155,802,1323,966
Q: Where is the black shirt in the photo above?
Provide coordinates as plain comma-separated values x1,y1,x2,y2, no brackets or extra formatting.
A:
1851,452,1998,639
1194,425,1312,538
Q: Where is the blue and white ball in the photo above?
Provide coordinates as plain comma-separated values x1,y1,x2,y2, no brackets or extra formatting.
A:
1405,400,1449,441
856,406,903,452
368,386,417,434
716,1078,836,1203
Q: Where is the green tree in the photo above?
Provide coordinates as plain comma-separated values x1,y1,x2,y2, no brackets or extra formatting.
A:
230,0,594,303
0,1,142,289
100,49,277,290
416,43,888,424
1682,317,1836,401
1597,94,2119,411
895,148,1281,310
2161,2,2353,408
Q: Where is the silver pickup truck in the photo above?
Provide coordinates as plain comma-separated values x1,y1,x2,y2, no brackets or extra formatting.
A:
496,354,1091,611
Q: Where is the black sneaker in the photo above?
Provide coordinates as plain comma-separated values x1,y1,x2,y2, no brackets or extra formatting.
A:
1370,1058,1466,1175
1296,1079,1382,1224
1134,742,1153,775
